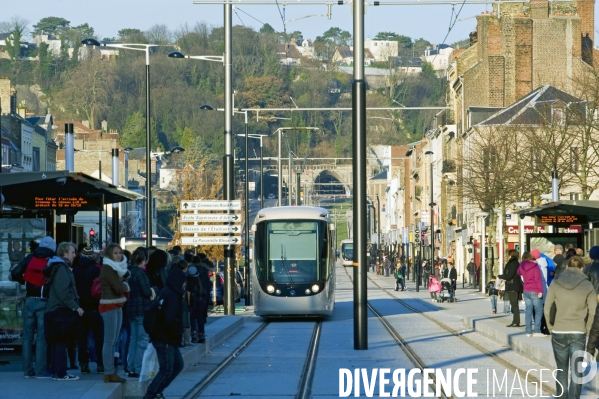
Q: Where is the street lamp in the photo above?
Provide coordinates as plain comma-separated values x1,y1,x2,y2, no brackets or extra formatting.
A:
82,38,158,248
425,150,434,263
478,211,490,290
514,201,531,256
493,207,504,274
375,194,381,267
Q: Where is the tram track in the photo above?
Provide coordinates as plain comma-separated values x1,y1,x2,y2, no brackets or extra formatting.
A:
360,269,558,397
183,319,322,399
343,267,451,399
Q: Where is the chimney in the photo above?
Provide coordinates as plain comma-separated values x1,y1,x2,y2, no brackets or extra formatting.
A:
82,120,90,129
101,120,108,131
0,77,9,115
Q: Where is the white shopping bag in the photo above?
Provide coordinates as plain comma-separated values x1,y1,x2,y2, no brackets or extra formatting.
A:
140,343,159,382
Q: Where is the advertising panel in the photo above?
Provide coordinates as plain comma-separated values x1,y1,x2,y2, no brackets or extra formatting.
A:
0,219,47,352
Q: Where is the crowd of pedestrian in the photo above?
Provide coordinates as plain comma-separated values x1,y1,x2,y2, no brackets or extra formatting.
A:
10,238,215,399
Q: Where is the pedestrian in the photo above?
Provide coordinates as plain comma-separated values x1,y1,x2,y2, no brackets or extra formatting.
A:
143,267,187,399
444,258,457,300
99,243,130,383
72,245,105,374
13,236,56,379
555,248,577,279
428,275,441,302
530,249,550,335
422,260,429,288
584,246,599,295
545,256,596,399
394,260,405,291
486,276,499,314
517,252,545,337
126,247,154,378
44,241,83,381
195,255,212,343
499,250,522,327
467,258,476,287
496,278,511,314
186,265,202,343
146,249,169,291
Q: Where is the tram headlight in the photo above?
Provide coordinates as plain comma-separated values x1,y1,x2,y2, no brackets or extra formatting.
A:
266,285,275,293
275,289,281,295
305,289,311,295
311,284,320,293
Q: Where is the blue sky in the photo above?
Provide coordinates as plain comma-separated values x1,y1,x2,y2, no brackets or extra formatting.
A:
4,0,496,45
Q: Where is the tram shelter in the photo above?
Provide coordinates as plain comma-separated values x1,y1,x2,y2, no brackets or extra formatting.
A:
0,170,142,352
517,200,599,254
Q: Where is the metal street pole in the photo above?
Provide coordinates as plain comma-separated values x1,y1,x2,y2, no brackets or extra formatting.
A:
479,212,489,291
112,149,120,243
376,195,381,267
278,129,282,205
223,3,235,315
260,136,264,209
353,0,368,350
243,112,251,305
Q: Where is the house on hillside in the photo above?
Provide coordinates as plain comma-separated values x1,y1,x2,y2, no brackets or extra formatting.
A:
275,43,302,65
364,38,399,62
332,47,376,66
423,44,454,76
32,33,62,56
26,114,58,171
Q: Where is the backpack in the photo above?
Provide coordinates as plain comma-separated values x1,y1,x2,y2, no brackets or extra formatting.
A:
91,265,103,299
143,295,165,337
23,256,50,288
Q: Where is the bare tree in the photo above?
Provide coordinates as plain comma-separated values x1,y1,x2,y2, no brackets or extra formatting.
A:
146,24,172,45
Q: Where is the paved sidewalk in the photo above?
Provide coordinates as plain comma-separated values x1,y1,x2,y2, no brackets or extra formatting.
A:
368,270,599,393
0,314,244,399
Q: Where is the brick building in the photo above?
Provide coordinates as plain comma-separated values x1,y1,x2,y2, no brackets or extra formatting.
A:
447,0,595,134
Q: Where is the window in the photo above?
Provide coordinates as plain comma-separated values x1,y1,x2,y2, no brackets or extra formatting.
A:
552,108,565,125
570,193,580,201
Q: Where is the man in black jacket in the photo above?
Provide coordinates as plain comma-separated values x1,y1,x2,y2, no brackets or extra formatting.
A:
144,268,187,399
73,246,104,374
499,250,523,327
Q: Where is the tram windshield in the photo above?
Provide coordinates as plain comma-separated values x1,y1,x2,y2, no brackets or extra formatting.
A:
254,220,329,283
342,242,353,260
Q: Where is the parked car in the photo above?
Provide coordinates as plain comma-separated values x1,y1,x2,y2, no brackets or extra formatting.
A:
268,193,275,199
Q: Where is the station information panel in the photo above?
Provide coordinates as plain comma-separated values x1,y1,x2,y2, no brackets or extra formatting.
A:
30,196,102,210
538,214,586,225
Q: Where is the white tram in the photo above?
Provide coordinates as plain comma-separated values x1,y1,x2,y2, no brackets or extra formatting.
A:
251,206,336,317
340,239,354,267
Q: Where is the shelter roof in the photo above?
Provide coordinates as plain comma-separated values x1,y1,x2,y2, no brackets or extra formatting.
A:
518,200,599,224
0,170,143,210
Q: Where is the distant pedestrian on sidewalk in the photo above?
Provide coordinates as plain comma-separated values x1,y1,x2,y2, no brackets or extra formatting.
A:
517,252,544,337
545,256,596,399
496,278,511,314
499,250,522,327
486,276,499,314
467,258,476,287
394,261,405,291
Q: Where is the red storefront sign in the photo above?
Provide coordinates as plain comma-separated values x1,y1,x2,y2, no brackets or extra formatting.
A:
506,225,582,234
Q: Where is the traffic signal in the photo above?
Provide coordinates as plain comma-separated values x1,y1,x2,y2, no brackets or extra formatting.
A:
89,228,95,237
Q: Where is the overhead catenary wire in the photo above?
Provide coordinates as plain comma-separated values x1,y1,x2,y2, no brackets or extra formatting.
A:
235,7,267,26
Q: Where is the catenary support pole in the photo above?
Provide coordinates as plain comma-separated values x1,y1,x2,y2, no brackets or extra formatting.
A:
145,55,152,248
244,112,251,305
223,3,235,315
353,0,367,350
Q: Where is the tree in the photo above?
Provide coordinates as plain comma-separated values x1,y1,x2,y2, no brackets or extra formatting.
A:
32,17,70,35
260,23,275,34
5,28,22,60
120,111,161,149
146,24,171,45
118,28,147,43
0,16,29,37
314,27,352,62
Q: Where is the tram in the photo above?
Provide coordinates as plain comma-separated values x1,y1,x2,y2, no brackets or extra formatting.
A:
340,239,354,266
251,206,336,317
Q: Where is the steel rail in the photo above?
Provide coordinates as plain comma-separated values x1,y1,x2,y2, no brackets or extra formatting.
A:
367,275,559,397
297,321,323,399
185,321,269,399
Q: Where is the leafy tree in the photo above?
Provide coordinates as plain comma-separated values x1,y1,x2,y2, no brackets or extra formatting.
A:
120,111,161,149
5,28,22,60
118,28,147,43
260,23,275,34
32,17,70,35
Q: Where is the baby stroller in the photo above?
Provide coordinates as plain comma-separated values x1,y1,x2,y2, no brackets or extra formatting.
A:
438,278,456,302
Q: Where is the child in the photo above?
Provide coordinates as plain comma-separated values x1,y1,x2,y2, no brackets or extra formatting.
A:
486,276,499,314
496,278,511,314
428,275,441,302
